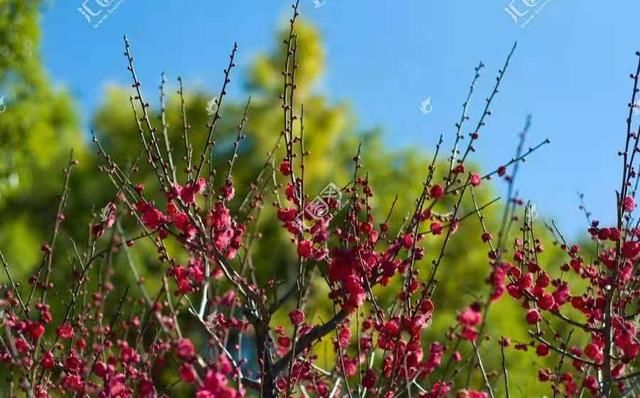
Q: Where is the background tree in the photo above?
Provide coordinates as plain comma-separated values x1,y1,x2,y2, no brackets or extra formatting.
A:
0,0,84,277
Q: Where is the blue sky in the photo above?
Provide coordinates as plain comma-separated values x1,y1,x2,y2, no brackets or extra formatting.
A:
40,1,640,236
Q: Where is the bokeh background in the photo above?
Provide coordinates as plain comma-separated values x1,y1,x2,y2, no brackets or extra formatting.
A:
37,0,640,234
0,0,637,396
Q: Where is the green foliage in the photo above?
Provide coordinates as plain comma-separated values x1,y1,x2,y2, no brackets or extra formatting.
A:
0,0,84,275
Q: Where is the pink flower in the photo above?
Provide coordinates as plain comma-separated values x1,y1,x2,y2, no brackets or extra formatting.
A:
93,361,108,378
277,336,291,348
179,363,197,383
40,351,54,369
62,374,83,392
525,309,541,324
179,177,207,203
430,184,444,199
56,323,74,339
279,160,292,176
176,338,195,361
172,211,196,240
537,292,554,310
277,207,298,222
222,180,235,200
136,202,167,229
297,239,313,258
469,172,481,186
623,196,636,212
362,369,377,389
289,309,305,325
28,322,45,340
430,222,443,235
536,344,550,357
382,320,400,337
458,308,482,327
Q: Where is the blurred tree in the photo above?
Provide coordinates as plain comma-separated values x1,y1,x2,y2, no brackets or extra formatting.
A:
0,0,84,276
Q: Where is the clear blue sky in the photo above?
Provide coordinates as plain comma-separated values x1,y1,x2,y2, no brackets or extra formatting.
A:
40,1,640,236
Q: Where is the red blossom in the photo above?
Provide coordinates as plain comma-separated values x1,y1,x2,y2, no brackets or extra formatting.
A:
458,307,482,327
279,160,292,176
40,351,54,369
297,239,313,258
178,177,207,203
536,344,550,357
27,322,45,340
469,172,481,186
56,323,74,339
222,179,235,200
525,309,541,324
430,222,443,235
176,338,196,361
430,184,444,199
623,196,636,212
538,292,555,311
289,309,305,325
62,374,84,392
136,201,167,229
179,363,197,383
